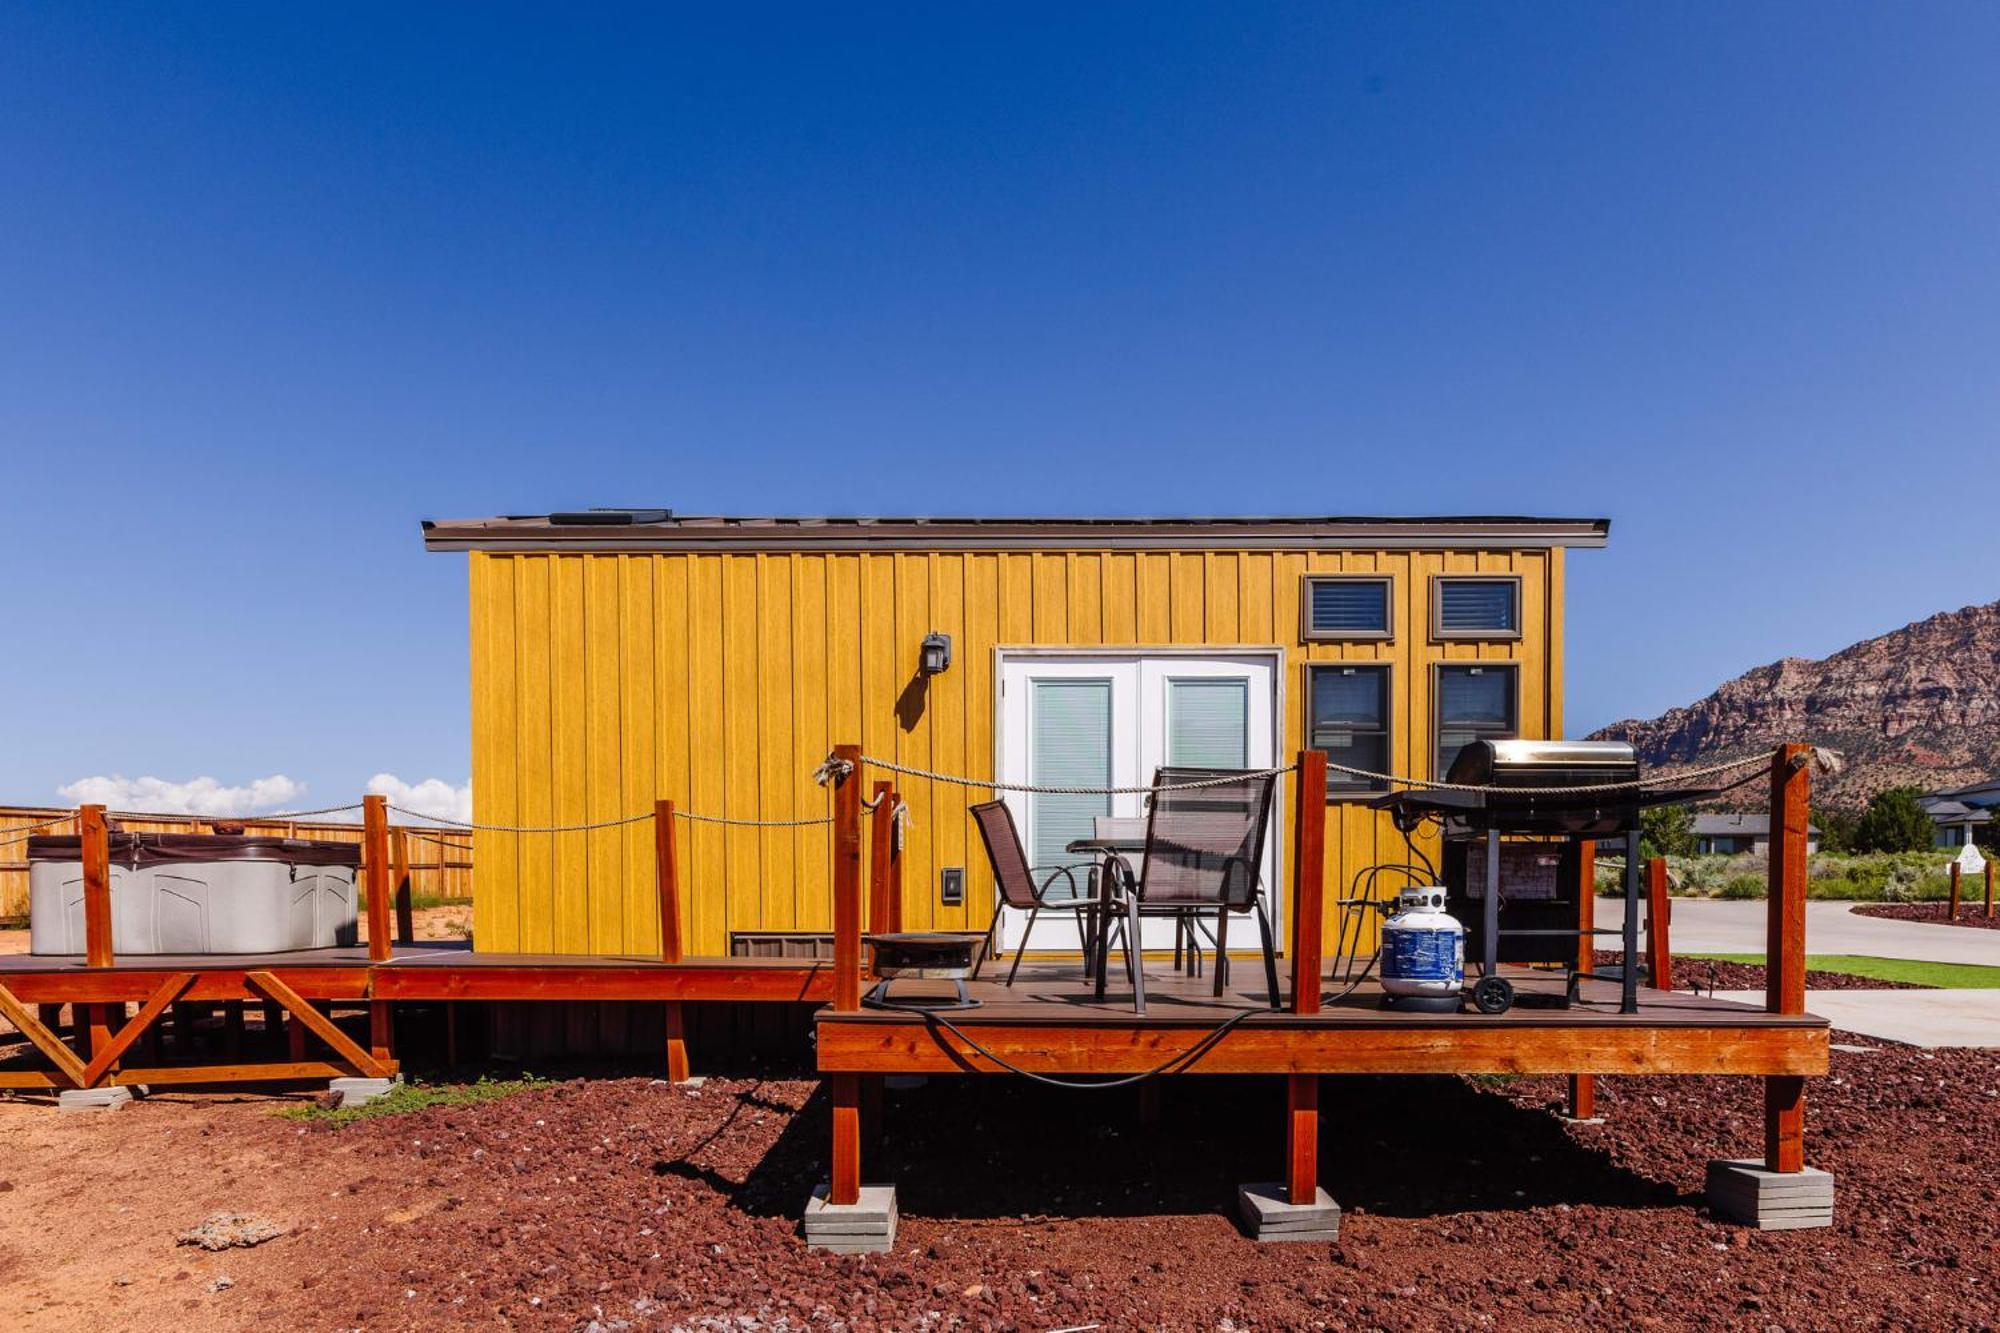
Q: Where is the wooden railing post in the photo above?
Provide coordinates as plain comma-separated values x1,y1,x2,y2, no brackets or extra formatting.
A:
655,799,689,1083
1764,744,1811,1174
832,746,864,1014
363,796,392,964
1289,750,1326,1015
655,801,683,964
1948,862,1962,921
887,789,904,934
868,781,894,938
79,803,114,1059
1645,855,1672,992
362,794,394,1066
80,805,112,970
391,827,415,945
1568,838,1598,1120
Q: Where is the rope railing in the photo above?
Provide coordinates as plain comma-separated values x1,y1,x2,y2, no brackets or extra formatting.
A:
390,803,834,832
818,752,1299,795
817,747,1813,799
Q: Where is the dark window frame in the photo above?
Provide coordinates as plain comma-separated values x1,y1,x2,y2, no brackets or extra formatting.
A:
1307,662,1395,798
1430,575,1523,642
1300,574,1396,643
1431,662,1520,779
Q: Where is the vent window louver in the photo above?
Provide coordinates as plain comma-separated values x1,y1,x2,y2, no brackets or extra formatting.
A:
1304,577,1391,638
1435,578,1519,636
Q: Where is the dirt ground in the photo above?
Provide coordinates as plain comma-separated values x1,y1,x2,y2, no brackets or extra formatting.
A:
1852,903,2000,932
0,1037,1995,1332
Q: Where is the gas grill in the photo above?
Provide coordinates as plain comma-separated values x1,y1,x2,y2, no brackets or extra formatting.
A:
1375,740,1725,1014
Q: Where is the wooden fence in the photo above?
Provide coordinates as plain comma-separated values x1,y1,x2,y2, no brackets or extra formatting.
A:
0,805,473,924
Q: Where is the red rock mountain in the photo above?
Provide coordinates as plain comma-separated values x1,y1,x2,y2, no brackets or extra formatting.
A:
1588,600,2000,808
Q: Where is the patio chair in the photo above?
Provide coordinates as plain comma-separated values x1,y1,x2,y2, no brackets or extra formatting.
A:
968,800,1114,986
1097,767,1280,1015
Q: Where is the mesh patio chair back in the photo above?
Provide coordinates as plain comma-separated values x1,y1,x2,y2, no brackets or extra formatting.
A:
970,800,1044,911
1133,768,1276,909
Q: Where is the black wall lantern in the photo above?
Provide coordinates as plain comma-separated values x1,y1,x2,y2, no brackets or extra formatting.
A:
919,632,953,676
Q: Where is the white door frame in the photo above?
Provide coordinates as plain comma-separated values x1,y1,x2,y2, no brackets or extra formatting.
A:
991,645,1288,954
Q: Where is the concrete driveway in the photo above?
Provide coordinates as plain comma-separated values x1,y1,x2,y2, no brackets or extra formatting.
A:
1712,988,2000,1048
1595,898,2000,967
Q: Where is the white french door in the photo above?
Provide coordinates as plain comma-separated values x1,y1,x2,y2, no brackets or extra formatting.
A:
995,651,1280,953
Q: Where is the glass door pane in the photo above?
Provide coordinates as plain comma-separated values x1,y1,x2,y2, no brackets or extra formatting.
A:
1030,678,1113,871
1167,677,1248,767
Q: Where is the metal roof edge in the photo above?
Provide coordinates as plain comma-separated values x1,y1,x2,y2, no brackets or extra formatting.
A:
420,515,1612,554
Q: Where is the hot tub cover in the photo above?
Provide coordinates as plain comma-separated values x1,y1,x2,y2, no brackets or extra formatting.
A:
28,832,362,868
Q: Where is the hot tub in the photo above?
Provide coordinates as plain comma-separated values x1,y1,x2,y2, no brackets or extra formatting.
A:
28,832,361,956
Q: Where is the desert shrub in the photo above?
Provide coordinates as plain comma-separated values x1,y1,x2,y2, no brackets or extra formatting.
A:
1718,873,1766,901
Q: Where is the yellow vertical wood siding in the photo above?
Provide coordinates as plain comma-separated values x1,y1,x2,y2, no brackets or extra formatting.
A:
468,547,1565,956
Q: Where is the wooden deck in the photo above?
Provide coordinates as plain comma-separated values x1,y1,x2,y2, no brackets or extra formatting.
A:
815,963,1829,1078
0,942,831,1005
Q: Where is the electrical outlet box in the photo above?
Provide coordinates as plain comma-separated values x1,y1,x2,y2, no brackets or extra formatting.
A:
940,867,964,906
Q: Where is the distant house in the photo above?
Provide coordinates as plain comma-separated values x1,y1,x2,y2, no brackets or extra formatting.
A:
1920,779,1999,849
1694,812,1821,856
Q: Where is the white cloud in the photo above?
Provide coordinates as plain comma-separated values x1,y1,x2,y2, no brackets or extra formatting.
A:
365,774,473,825
56,773,307,817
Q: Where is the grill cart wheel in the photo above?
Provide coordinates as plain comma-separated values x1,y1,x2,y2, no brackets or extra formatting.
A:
1470,974,1514,1015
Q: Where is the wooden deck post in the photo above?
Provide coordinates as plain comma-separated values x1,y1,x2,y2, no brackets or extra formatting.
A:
1948,862,1961,921
829,746,865,1206
1568,839,1597,1120
1290,749,1327,1015
654,800,689,1083
80,803,114,1058
830,1072,862,1207
1646,855,1672,992
868,780,894,937
1287,1073,1319,1206
1764,744,1811,1173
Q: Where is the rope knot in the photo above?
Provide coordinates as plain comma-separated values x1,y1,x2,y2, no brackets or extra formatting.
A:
811,752,855,787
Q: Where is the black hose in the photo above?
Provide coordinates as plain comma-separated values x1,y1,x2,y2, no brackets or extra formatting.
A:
910,1002,1270,1090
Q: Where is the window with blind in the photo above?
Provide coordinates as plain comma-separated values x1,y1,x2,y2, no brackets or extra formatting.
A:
1308,665,1391,794
1432,577,1521,639
1434,664,1517,778
1167,677,1249,768
1029,678,1113,870
1301,576,1392,641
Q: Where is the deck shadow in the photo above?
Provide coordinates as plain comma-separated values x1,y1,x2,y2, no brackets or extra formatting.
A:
761,1072,1686,1224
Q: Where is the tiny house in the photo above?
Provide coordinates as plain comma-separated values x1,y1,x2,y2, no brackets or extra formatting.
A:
422,512,1607,959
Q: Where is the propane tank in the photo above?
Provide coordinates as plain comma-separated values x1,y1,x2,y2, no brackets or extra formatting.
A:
1379,885,1464,1010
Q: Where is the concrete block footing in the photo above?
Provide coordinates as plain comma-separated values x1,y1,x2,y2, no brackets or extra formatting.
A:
328,1076,401,1109
1237,1182,1342,1242
803,1183,898,1254
59,1086,134,1113
1706,1159,1835,1230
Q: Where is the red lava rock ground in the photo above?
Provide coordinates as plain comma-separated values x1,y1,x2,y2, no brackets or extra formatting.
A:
1,1039,1997,1331
1853,903,2000,932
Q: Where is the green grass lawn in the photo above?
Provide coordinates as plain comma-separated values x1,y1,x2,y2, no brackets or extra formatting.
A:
1683,953,2000,989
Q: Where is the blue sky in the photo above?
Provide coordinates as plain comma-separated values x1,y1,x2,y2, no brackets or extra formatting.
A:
2,5,1995,814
